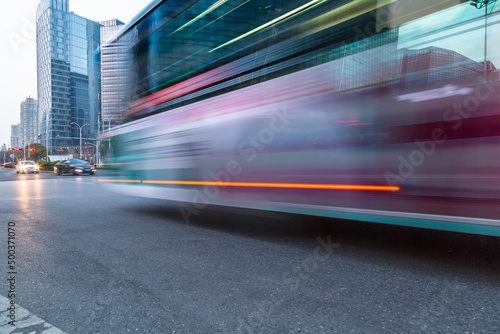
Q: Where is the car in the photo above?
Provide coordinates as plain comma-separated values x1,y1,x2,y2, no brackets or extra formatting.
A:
16,160,40,174
54,159,96,175
3,161,17,168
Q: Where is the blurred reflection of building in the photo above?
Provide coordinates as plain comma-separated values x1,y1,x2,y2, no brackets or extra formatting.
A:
398,46,492,92
10,124,21,149
36,0,101,155
485,60,499,80
333,29,400,92
100,19,125,130
20,97,39,146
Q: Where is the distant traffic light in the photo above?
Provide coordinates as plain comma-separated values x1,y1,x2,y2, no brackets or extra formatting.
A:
8,147,13,151
15,148,22,151
30,147,36,152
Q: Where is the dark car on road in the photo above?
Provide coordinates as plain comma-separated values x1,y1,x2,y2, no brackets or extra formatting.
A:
3,161,17,168
54,159,96,175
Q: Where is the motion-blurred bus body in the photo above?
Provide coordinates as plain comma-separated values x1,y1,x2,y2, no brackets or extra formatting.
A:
101,0,500,236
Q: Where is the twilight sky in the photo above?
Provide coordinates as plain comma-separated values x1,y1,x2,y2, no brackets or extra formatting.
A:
0,0,152,147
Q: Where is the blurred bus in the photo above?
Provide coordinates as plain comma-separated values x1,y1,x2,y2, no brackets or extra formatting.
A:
100,0,500,236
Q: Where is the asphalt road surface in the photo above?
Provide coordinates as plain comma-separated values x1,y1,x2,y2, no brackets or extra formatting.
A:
0,167,499,333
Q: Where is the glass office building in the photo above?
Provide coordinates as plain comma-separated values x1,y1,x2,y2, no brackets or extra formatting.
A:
20,97,39,146
10,124,21,149
36,0,101,155
100,19,125,130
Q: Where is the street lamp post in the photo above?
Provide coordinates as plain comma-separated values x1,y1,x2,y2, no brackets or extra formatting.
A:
103,116,120,151
85,142,98,165
97,113,102,167
97,115,100,167
470,0,497,76
70,122,91,159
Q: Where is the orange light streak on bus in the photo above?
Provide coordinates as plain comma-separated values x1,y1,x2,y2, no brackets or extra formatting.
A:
100,179,400,191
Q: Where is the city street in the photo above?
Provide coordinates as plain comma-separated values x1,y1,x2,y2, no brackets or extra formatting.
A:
0,167,499,333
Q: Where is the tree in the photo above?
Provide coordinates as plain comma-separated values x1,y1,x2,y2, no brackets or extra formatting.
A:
99,141,108,159
24,143,47,162
99,136,119,161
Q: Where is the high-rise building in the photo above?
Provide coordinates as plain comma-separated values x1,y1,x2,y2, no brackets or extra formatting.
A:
10,124,21,149
398,46,486,92
36,0,101,155
20,97,39,146
100,19,125,130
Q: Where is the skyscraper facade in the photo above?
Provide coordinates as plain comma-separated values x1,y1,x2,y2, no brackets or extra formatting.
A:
398,46,486,92
36,0,101,155
100,19,125,130
10,124,21,149
20,97,39,146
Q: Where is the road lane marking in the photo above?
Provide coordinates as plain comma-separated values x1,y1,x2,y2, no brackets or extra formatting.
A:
0,295,67,333
0,295,67,334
